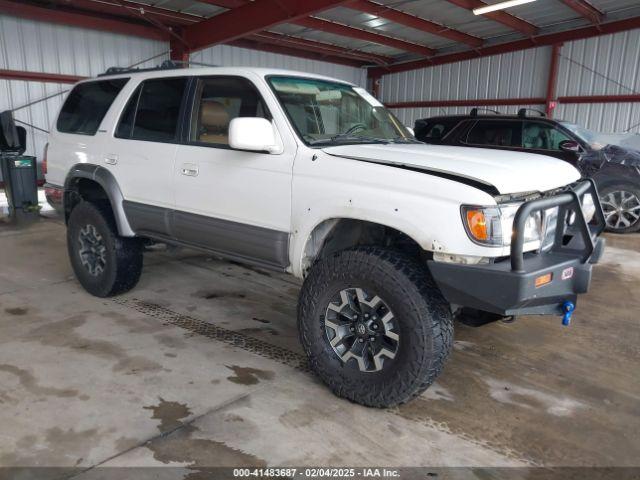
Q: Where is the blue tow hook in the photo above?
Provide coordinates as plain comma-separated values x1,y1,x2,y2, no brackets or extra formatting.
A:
562,301,575,326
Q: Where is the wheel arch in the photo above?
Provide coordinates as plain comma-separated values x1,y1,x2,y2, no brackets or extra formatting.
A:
64,164,135,237
296,216,427,278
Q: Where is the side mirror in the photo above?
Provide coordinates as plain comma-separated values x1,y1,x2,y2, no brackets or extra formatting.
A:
559,139,582,153
229,117,282,154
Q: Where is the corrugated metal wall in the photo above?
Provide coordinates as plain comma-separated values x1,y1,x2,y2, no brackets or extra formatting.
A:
554,29,640,133
190,44,367,87
382,29,640,134
0,15,170,160
381,47,549,126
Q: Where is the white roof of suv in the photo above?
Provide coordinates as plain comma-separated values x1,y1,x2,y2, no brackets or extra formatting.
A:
92,66,357,86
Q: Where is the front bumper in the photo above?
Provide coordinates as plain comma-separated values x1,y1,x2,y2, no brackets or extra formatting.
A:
429,179,606,317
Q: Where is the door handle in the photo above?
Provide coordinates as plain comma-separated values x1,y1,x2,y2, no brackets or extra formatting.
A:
181,163,199,177
104,154,118,165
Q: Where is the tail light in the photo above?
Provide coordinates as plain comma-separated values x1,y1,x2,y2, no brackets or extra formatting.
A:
42,142,49,175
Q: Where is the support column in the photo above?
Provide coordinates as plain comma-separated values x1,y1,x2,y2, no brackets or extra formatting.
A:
545,43,563,117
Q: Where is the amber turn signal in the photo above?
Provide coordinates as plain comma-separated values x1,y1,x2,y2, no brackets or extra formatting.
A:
465,209,488,241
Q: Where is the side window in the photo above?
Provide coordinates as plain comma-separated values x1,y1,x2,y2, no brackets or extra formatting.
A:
466,120,522,148
115,78,187,142
523,122,573,150
57,78,128,135
190,76,270,146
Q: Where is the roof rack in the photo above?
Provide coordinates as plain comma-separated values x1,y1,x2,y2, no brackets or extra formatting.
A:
470,108,501,117
98,60,221,77
518,108,546,118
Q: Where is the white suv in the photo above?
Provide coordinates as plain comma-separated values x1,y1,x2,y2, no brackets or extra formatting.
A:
44,65,606,407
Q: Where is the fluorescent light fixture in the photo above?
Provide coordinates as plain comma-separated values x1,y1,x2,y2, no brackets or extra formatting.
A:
473,0,536,15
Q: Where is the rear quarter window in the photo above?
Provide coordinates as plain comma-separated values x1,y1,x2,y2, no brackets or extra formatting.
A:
56,78,129,135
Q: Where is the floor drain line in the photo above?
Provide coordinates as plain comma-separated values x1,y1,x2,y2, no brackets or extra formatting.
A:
113,298,310,373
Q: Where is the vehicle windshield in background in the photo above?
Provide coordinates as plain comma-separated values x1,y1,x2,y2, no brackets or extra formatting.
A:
268,76,415,146
561,122,640,152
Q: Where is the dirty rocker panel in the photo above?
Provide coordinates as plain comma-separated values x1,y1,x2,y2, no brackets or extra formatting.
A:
123,200,290,270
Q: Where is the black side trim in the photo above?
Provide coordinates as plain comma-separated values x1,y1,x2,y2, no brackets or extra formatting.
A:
328,154,500,195
173,209,289,270
122,200,290,270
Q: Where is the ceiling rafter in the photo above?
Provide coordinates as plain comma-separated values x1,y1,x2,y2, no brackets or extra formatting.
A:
444,0,538,36
558,0,603,24
251,31,393,65
369,16,640,76
293,16,436,56
0,0,167,40
345,0,483,47
183,0,354,51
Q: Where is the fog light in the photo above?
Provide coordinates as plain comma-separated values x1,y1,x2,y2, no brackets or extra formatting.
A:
535,272,553,288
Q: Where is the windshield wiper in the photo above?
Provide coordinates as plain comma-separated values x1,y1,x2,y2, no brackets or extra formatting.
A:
307,135,390,146
390,136,423,144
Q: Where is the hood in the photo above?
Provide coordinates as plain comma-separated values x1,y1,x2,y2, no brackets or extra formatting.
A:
322,144,580,195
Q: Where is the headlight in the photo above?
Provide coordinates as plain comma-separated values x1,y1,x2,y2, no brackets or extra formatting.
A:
462,203,554,248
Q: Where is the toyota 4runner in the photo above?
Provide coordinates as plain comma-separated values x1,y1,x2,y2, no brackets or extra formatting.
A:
44,65,606,407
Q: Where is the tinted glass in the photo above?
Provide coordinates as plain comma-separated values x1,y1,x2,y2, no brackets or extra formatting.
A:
190,77,269,146
415,119,459,142
115,86,141,139
57,79,128,135
131,78,187,142
466,120,522,147
522,121,572,150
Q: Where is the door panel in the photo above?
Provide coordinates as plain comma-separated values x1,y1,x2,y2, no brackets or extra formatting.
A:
173,75,294,265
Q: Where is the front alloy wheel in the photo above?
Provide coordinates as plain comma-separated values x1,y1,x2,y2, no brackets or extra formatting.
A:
324,287,399,372
78,224,107,276
601,188,640,232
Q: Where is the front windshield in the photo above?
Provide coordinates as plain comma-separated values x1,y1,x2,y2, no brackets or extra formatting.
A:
268,76,416,146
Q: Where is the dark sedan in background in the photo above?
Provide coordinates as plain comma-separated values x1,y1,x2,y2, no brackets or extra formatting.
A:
415,109,640,233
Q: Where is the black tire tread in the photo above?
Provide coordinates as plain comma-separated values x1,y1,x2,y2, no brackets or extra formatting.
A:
67,201,143,297
298,246,453,408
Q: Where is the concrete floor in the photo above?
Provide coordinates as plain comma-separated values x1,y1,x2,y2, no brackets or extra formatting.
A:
0,209,639,477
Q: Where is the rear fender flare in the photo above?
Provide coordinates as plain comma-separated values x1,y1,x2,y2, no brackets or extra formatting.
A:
64,164,135,237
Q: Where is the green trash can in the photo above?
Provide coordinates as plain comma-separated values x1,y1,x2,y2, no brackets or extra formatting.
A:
0,155,38,211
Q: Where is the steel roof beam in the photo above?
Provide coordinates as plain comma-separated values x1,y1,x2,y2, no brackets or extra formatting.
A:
369,16,640,76
184,0,353,52
252,32,393,65
228,38,366,67
293,16,436,56
444,0,538,36
345,0,483,47
0,0,167,40
558,0,604,24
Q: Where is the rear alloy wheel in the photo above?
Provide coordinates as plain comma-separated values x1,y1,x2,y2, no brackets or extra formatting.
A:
600,184,640,233
67,201,143,297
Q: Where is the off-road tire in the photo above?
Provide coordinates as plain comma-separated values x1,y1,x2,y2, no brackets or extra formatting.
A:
298,246,453,407
67,201,143,297
599,183,640,234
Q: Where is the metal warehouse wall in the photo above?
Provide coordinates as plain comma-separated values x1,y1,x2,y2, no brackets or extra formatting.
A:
380,47,549,126
554,29,640,133
190,44,367,87
0,15,169,159
381,29,640,134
